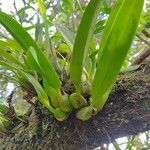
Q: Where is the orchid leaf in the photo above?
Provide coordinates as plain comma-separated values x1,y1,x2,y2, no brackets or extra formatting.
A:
70,0,103,92
92,0,144,110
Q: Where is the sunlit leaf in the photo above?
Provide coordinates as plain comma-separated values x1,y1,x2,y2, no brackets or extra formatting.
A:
0,11,61,89
70,0,103,92
37,0,46,15
26,47,43,74
0,39,22,52
0,11,35,51
92,0,144,110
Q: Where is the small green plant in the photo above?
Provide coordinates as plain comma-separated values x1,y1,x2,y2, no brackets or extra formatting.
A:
0,0,144,121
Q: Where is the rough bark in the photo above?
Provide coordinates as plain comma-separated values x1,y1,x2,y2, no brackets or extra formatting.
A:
133,47,150,65
0,60,150,150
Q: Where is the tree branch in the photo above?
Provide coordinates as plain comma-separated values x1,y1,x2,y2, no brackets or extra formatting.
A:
0,60,150,150
132,47,150,65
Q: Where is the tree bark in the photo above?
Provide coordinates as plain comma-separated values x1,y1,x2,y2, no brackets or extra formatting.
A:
0,60,150,150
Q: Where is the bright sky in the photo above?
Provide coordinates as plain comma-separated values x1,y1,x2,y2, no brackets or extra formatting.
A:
0,0,24,13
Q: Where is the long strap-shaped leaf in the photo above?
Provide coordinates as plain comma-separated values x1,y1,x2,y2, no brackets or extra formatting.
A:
0,11,60,89
0,60,55,113
92,0,144,109
0,49,26,69
70,0,103,92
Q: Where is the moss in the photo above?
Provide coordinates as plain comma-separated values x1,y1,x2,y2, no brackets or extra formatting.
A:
0,66,150,149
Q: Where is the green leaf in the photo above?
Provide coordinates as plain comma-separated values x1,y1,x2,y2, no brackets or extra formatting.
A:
26,47,43,74
25,74,55,113
120,65,140,73
28,47,61,89
43,78,62,108
92,0,144,110
37,0,46,15
0,72,19,83
0,114,9,129
0,60,55,113
0,48,26,69
0,39,22,52
94,20,106,34
0,104,8,114
0,11,61,89
70,0,103,92
56,25,75,50
57,43,70,53
57,26,95,77
0,11,35,51
0,60,25,74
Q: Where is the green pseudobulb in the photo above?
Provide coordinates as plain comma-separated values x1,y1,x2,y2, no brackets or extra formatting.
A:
59,95,72,113
69,93,87,109
54,108,68,121
76,106,93,121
